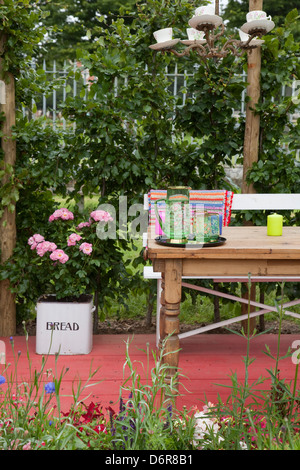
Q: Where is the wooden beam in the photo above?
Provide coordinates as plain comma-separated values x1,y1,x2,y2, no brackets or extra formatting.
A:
242,0,263,194
241,282,257,335
242,0,264,329
0,50,17,335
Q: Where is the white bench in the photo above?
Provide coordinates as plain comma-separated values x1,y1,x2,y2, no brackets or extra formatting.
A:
143,193,300,346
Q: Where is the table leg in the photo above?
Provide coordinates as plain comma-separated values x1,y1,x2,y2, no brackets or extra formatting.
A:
241,282,257,334
162,259,182,388
159,273,165,349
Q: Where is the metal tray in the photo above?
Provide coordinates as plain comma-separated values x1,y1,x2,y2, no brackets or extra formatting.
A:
155,236,226,248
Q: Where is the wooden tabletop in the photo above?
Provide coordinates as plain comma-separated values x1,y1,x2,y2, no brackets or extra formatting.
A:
147,226,300,277
148,226,300,260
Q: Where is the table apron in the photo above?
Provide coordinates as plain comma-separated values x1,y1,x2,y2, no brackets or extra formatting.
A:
149,253,300,260
180,258,300,277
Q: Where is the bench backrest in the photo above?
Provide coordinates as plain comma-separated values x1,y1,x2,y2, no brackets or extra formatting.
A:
144,193,300,211
231,193,300,210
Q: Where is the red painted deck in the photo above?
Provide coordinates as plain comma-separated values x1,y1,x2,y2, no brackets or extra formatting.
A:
1,333,300,415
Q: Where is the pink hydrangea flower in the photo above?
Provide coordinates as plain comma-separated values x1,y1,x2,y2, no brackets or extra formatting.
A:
67,233,82,246
35,241,57,257
28,237,34,246
28,234,45,245
48,242,57,252
50,249,69,264
36,241,50,257
28,234,45,251
79,242,93,255
49,208,74,222
49,210,62,221
34,234,45,243
89,210,113,223
60,208,74,220
76,221,91,230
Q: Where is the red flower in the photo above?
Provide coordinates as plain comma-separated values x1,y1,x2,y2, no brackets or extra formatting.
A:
93,424,107,434
81,402,104,423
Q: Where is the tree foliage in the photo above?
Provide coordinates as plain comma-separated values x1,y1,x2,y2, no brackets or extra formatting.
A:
37,0,138,61
0,0,46,76
62,0,242,206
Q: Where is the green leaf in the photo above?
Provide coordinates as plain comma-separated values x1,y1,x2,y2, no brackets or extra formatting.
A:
285,8,299,26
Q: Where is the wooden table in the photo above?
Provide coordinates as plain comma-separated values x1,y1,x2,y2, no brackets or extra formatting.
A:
147,226,300,384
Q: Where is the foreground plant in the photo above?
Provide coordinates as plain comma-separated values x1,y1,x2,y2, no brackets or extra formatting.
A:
108,337,196,450
1,291,300,451
0,326,108,450
190,279,300,450
0,328,196,450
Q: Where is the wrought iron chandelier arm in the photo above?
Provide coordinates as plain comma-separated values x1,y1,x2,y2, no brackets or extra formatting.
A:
187,43,208,56
162,42,209,58
149,5,275,60
221,38,241,53
221,42,245,57
165,48,190,58
211,23,225,43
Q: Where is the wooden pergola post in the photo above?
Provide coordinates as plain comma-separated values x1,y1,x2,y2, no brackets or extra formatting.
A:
242,0,263,193
0,29,17,336
241,0,263,334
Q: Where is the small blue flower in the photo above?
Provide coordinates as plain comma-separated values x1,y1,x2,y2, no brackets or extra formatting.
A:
44,382,55,394
0,375,6,385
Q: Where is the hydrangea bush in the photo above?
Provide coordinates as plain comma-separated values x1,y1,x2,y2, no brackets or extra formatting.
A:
26,207,114,301
1,201,135,325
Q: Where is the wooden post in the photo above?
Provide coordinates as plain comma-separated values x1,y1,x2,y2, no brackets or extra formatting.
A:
242,0,263,193
241,0,263,334
0,31,17,336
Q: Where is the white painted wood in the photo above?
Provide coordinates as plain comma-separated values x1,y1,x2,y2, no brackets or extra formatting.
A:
144,266,300,282
179,298,300,339
36,296,94,355
143,232,148,248
144,266,216,280
232,193,300,210
143,193,149,210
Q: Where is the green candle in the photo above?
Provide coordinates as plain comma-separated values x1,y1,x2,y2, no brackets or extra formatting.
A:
267,213,283,236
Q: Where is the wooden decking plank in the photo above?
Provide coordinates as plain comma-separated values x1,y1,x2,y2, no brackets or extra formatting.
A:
1,334,299,413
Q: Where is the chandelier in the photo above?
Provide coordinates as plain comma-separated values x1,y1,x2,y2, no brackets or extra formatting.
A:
149,1,275,60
